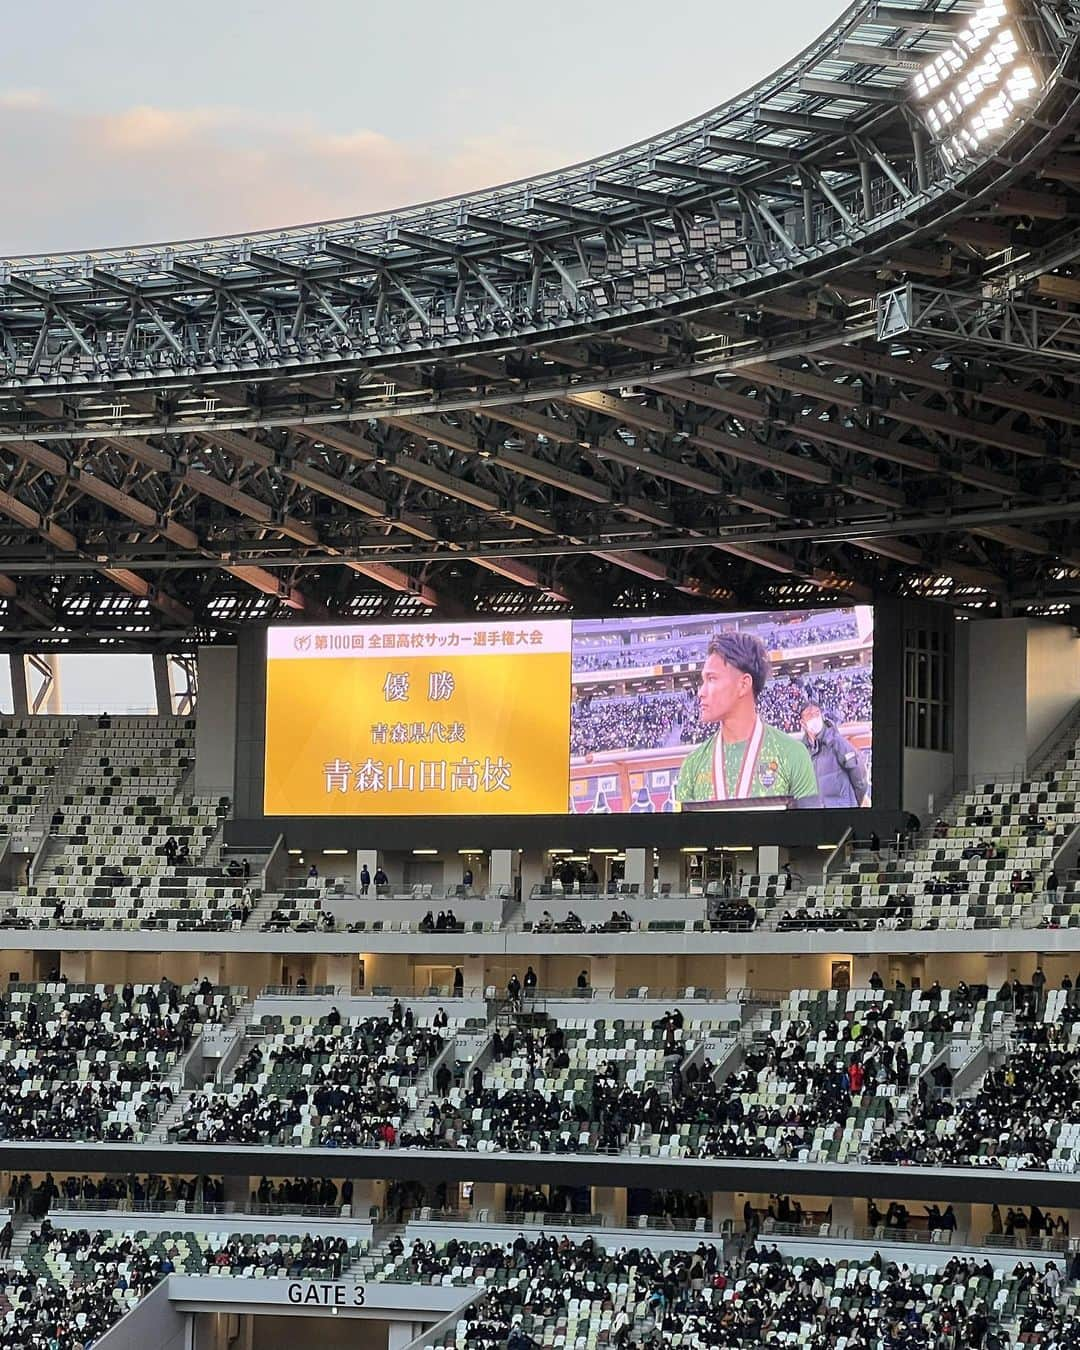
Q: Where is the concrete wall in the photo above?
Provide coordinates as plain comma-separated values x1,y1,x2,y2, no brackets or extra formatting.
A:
966,619,1029,783
1026,621,1080,758
96,1279,188,1350
964,619,1079,784
195,646,238,796
902,750,955,819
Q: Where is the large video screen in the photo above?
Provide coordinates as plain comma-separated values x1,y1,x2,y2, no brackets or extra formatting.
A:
263,605,873,816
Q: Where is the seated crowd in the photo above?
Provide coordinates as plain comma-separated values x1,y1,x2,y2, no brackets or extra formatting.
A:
0,978,227,1142
177,1003,446,1147
871,981,1080,1171
425,1236,1078,1350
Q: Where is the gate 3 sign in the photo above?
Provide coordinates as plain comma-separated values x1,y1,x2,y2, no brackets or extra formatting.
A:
286,1281,365,1307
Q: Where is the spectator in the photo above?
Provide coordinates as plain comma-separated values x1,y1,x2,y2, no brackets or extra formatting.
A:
800,703,870,807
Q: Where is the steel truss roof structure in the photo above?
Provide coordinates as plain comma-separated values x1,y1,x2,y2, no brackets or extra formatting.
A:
2,0,1080,648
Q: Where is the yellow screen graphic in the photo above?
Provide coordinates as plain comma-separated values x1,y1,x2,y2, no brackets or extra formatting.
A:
264,624,571,816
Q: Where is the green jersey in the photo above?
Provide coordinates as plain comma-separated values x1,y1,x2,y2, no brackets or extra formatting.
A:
675,721,818,805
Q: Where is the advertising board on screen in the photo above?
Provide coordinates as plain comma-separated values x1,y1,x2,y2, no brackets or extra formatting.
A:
263,606,874,816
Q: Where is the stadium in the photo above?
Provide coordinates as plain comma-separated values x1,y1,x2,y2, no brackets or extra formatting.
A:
1,0,1080,1346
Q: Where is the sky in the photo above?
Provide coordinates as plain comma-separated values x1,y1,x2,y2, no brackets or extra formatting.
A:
1,0,840,709
1,0,840,256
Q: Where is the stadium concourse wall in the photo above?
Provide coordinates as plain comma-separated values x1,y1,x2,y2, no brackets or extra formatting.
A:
223,602,906,853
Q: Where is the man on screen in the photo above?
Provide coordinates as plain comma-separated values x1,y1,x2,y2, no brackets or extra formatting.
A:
800,702,870,808
674,633,817,806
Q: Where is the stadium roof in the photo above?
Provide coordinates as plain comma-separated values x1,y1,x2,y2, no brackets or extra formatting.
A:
1,0,1080,648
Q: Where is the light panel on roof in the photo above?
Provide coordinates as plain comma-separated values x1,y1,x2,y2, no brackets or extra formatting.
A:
911,1,1042,165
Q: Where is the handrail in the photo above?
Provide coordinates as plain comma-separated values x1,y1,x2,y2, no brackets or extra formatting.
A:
25,726,89,842
409,1207,603,1228
400,1289,482,1350
51,1198,356,1221
1027,700,1080,778
1050,824,1080,878
822,828,854,882
262,834,288,893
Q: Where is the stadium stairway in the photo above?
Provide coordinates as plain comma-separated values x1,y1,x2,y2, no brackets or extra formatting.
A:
348,1223,409,1280
7,1212,38,1263
784,715,1080,932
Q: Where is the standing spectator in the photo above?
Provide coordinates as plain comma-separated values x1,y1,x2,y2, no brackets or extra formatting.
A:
800,703,870,807
452,967,464,998
462,866,474,889
507,973,522,1007
359,865,371,895
0,1218,12,1260
576,969,590,995
374,867,389,891
523,966,538,996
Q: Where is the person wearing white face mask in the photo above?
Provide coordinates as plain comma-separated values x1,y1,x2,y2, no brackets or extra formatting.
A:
800,702,870,807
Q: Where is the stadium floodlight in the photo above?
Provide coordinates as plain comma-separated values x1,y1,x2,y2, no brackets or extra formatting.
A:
910,0,1041,165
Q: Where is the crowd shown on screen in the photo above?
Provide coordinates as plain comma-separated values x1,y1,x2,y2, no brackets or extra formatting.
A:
571,666,872,755
572,615,860,674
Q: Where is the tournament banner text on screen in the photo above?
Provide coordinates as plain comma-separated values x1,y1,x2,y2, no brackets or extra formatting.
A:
264,621,572,816
263,606,873,816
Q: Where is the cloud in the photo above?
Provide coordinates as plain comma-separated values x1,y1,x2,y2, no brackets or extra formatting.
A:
0,88,46,110
0,95,570,255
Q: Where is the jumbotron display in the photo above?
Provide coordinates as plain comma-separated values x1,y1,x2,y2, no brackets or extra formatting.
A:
263,606,873,816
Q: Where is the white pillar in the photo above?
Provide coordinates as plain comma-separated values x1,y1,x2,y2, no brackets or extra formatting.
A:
591,1186,627,1227
471,1182,505,1217
829,1195,855,1234
519,849,546,900
350,1178,385,1219
725,954,748,995
489,850,514,894
756,846,784,876
9,656,28,717
388,1323,423,1350
195,955,221,986
985,954,1012,993
948,1202,972,1243
464,954,486,998
590,955,616,996
711,1191,736,1233
152,653,173,716
657,850,682,894
355,849,378,892
61,952,87,983
325,954,354,995
624,848,652,895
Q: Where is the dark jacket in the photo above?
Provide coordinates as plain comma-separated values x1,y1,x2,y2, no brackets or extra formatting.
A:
806,720,868,807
